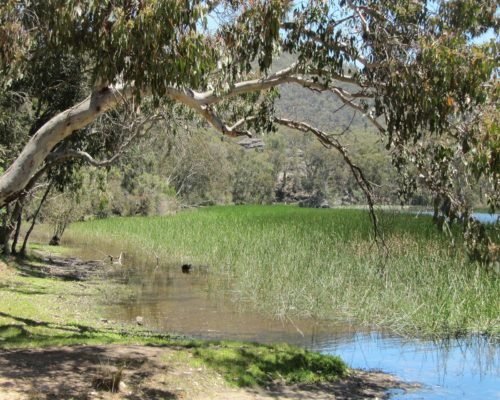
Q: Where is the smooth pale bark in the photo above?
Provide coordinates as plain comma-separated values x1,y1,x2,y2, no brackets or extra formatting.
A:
0,65,375,206
0,86,134,205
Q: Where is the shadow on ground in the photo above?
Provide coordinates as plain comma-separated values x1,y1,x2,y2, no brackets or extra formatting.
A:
0,345,178,400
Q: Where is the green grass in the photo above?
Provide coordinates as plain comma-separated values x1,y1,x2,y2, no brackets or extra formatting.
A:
0,258,138,348
65,205,499,338
191,341,347,387
0,256,347,386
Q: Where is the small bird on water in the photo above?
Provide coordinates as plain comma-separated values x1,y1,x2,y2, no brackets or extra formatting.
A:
108,252,123,266
181,263,192,273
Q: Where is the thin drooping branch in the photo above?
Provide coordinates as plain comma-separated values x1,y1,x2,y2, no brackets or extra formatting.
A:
48,149,124,167
330,88,385,132
346,0,370,34
281,14,356,34
0,63,385,206
198,105,252,137
287,76,374,98
280,22,377,68
274,117,385,248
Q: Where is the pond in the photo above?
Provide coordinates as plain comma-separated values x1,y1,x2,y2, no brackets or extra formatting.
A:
98,259,499,400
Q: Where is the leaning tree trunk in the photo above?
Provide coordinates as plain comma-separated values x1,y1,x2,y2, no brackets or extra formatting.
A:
1,203,10,256
20,183,52,257
0,86,134,207
1,200,24,256
10,203,23,255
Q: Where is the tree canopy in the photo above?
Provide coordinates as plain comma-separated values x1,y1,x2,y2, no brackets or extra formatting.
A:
0,0,498,261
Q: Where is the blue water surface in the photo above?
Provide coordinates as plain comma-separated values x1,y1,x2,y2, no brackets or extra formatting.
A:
414,211,499,225
312,333,499,400
473,213,499,224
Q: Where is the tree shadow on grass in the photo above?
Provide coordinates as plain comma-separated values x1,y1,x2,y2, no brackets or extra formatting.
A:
0,311,98,334
0,311,181,398
6,252,107,282
191,341,347,387
0,311,135,350
14,259,100,281
0,311,182,349
0,282,49,296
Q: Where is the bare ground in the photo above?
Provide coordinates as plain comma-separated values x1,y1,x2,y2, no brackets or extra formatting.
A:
0,344,417,400
0,255,420,399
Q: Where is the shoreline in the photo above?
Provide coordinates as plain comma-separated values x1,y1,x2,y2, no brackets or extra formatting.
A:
0,251,418,399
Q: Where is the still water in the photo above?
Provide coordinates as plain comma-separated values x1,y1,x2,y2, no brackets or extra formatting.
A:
96,258,499,400
413,211,499,225
473,212,499,224
314,333,499,400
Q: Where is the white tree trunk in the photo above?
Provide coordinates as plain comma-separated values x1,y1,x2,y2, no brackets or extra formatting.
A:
0,64,375,207
0,86,133,205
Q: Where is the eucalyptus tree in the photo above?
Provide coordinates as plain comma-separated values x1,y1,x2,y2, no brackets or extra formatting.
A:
0,0,497,261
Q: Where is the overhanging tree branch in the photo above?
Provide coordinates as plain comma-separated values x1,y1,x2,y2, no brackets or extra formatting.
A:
274,117,385,248
0,64,387,206
47,113,159,167
0,85,136,205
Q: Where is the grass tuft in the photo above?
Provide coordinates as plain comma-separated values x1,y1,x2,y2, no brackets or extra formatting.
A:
191,341,347,387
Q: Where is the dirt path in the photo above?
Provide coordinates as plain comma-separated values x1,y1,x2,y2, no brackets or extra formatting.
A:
0,344,415,400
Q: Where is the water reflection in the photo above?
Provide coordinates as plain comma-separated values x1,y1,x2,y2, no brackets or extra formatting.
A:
63,241,499,400
312,333,499,400
103,261,365,344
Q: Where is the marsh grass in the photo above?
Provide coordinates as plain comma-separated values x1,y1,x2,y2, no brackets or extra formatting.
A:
0,255,348,388
65,205,499,338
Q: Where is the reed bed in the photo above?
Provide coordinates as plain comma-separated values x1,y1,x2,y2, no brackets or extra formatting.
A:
65,205,499,338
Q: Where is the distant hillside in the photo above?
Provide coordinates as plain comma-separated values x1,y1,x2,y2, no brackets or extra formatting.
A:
272,54,376,134
276,83,374,133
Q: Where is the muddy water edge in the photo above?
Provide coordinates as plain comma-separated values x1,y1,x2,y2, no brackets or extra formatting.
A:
47,236,500,400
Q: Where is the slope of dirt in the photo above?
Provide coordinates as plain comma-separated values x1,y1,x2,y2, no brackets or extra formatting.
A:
0,345,417,400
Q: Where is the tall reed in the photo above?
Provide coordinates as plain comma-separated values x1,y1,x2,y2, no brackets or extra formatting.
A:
65,206,499,338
